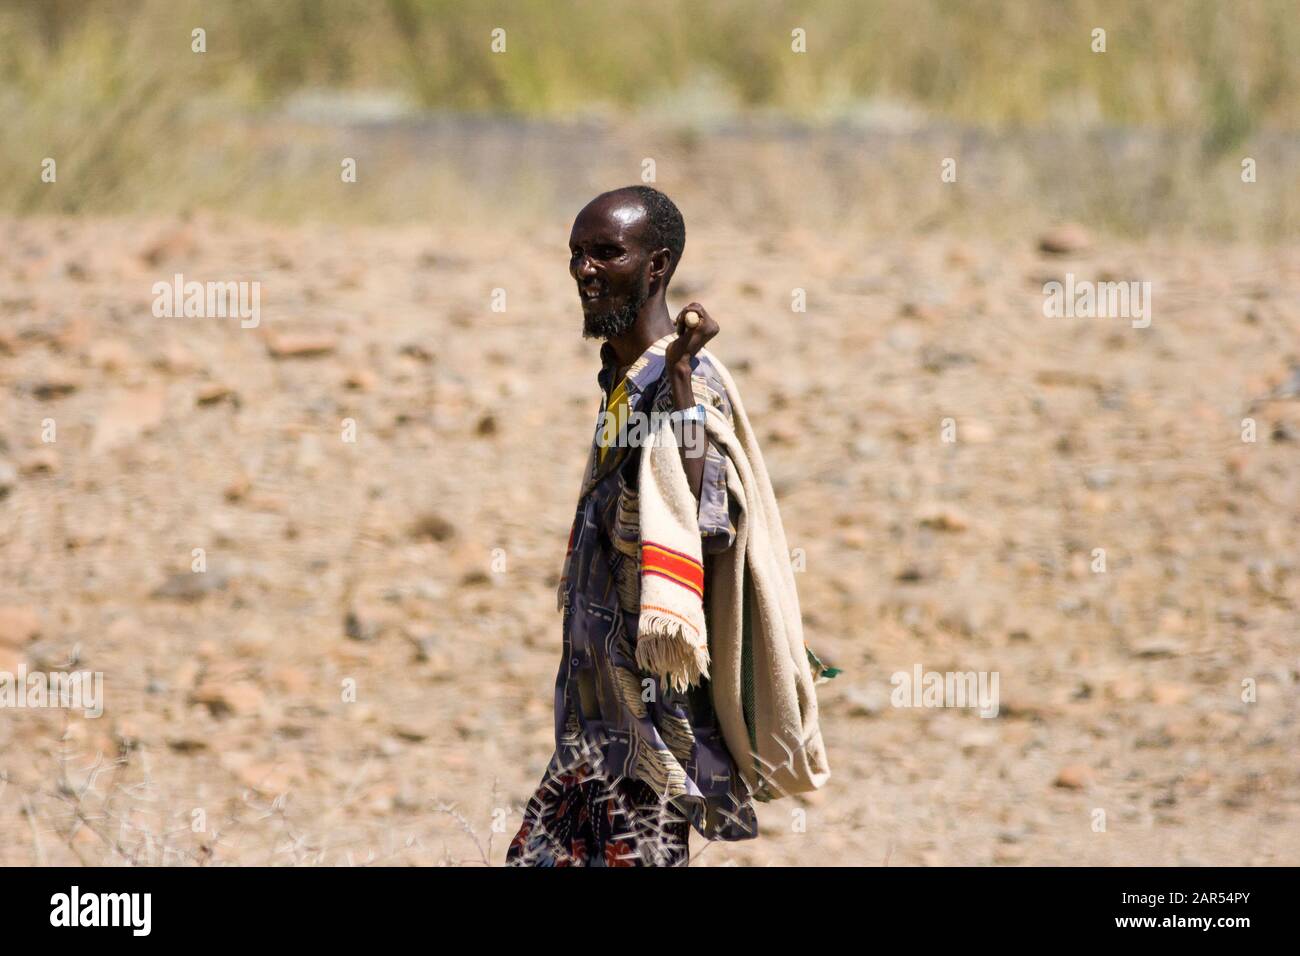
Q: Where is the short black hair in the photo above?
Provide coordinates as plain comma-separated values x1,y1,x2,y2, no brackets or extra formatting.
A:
603,185,686,267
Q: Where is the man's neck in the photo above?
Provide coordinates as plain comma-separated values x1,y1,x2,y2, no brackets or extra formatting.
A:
605,295,675,371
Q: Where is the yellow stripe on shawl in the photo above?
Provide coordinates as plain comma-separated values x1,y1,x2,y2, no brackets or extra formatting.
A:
597,375,631,465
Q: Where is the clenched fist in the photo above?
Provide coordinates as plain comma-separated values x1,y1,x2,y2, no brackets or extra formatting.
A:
665,301,719,372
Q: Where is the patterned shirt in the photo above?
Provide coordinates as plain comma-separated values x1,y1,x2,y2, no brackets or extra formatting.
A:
548,334,758,842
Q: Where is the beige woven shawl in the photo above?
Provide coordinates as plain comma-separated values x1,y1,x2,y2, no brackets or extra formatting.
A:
634,350,832,800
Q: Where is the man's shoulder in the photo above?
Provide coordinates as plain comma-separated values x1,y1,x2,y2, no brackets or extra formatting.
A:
692,349,727,386
691,350,736,416
645,348,737,421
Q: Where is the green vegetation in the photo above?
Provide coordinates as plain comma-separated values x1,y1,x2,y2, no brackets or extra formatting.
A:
6,0,1296,124
1,0,1295,234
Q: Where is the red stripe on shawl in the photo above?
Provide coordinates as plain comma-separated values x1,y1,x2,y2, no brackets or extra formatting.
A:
641,544,704,597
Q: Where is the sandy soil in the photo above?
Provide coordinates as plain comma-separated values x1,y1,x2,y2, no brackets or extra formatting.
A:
0,214,1297,865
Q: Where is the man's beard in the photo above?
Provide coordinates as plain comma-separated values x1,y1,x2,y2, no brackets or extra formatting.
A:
582,288,647,340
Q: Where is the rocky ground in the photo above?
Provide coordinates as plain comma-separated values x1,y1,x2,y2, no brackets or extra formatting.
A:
0,214,1297,865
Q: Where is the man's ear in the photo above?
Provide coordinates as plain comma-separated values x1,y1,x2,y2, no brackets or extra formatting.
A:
650,247,674,287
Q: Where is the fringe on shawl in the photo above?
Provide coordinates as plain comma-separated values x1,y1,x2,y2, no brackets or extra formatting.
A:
634,613,711,693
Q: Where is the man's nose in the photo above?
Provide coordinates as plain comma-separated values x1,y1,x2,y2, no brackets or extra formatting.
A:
574,255,598,279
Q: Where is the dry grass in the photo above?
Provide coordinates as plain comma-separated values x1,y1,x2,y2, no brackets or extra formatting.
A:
1,0,1297,237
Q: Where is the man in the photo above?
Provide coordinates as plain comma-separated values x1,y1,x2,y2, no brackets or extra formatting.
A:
507,185,759,867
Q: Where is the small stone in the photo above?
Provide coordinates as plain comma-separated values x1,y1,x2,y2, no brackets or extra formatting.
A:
0,606,41,646
1038,223,1090,256
849,437,880,460
137,226,197,267
267,333,337,358
1106,675,1144,702
52,319,93,353
1054,765,1093,790
399,342,435,363
1130,637,1184,659
993,845,1026,864
1150,683,1193,706
196,383,235,406
224,475,251,501
838,527,868,549
960,728,998,752
960,420,995,444
88,340,133,371
405,633,440,663
1084,468,1115,490
172,660,200,691
114,716,153,748
19,449,58,475
899,301,941,322
32,375,80,400
270,666,311,695
765,425,799,445
844,685,887,717
391,722,431,743
1135,726,1176,749
155,344,197,374
917,505,969,532
192,681,264,718
91,386,167,453
0,461,16,499
343,369,376,391
1157,608,1185,633
151,571,229,602
345,603,403,642
920,345,974,373
409,512,456,542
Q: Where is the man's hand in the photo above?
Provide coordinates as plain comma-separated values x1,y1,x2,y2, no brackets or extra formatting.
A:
665,302,719,372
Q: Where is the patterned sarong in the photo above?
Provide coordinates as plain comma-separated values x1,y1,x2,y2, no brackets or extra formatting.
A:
507,762,690,867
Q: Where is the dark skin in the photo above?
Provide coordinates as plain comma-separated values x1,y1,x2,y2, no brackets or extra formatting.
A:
569,190,719,500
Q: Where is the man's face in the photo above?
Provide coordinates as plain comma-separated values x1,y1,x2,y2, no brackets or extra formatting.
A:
569,197,654,340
